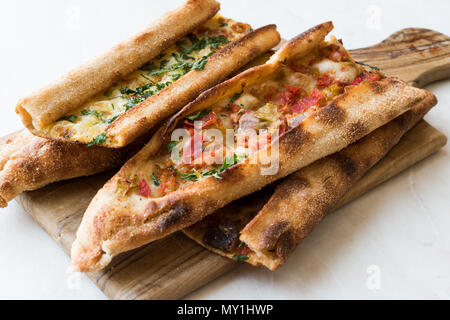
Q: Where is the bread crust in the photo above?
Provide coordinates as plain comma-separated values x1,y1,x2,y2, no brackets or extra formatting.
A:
238,92,437,269
16,0,220,132
71,22,431,272
183,93,437,270
0,130,147,208
106,24,281,146
16,0,281,149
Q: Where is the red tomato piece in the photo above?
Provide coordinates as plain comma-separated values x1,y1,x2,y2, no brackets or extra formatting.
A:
316,74,334,87
277,85,303,106
229,103,241,113
329,50,348,62
201,112,217,128
308,58,319,66
139,179,151,198
161,176,177,194
291,89,323,113
351,72,381,86
237,245,252,256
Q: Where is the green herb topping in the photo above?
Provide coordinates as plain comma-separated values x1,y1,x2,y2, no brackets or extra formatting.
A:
88,133,107,147
152,173,161,186
232,254,249,262
59,115,78,123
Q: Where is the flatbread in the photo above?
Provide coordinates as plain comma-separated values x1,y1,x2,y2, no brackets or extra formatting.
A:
71,22,432,272
184,93,437,270
0,130,148,208
16,0,281,148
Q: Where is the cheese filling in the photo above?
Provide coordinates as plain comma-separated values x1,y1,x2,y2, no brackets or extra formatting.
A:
43,16,252,145
117,38,383,199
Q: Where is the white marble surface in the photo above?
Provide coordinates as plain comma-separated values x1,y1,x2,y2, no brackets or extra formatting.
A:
0,0,448,299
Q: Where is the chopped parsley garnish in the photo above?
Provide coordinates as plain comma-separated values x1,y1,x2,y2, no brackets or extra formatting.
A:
137,33,229,94
182,34,207,55
140,73,152,81
115,32,230,115
120,87,136,95
120,82,158,110
191,57,208,70
88,133,107,147
177,154,243,182
107,115,119,124
219,154,240,172
81,109,103,120
355,61,380,71
207,35,230,49
152,173,161,186
59,115,77,123
185,109,211,122
201,169,222,180
167,141,179,152
178,171,199,181
232,254,249,262
230,90,244,104
220,22,228,27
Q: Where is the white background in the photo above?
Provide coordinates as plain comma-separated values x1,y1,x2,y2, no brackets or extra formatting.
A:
0,0,449,299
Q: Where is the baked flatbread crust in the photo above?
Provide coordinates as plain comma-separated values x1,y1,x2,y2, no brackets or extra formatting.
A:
71,22,431,272
184,93,437,270
16,0,281,148
0,130,147,208
107,24,281,147
16,0,219,132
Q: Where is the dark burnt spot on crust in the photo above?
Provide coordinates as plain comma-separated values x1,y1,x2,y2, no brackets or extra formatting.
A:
346,121,368,142
394,111,411,130
368,81,388,95
275,229,297,261
203,220,240,253
218,163,245,183
157,203,190,232
315,102,346,126
261,221,290,249
279,124,311,155
384,77,402,87
332,153,358,179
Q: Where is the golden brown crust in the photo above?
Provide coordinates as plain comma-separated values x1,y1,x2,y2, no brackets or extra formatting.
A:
239,92,437,270
183,92,436,270
0,130,148,208
16,0,220,131
71,22,431,272
106,24,281,147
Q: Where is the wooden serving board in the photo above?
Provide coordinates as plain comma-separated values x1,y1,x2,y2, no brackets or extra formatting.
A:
16,28,450,300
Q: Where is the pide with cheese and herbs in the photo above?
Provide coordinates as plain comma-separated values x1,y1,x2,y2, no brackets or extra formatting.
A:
184,91,436,270
129,34,382,196
42,16,252,146
16,0,281,147
72,22,432,272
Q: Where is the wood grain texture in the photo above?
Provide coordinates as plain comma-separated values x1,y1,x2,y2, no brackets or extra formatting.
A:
15,28,450,299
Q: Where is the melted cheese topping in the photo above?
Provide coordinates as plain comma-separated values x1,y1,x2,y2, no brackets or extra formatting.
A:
313,59,358,83
117,39,383,199
44,15,252,145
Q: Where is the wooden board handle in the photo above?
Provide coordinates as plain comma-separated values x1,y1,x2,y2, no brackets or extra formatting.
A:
350,28,450,88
